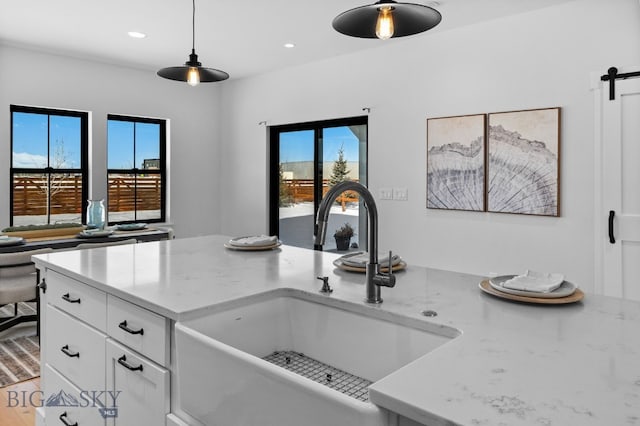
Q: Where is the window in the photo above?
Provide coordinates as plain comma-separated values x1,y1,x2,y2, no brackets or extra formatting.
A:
10,105,88,226
107,115,166,224
269,116,368,251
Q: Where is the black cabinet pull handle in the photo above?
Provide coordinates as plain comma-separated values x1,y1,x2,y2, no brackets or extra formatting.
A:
609,210,616,244
62,293,81,304
59,411,78,426
119,320,144,335
37,278,47,294
61,345,80,358
118,355,143,372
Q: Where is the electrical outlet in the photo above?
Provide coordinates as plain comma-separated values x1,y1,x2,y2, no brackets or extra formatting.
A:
379,188,393,200
393,187,408,201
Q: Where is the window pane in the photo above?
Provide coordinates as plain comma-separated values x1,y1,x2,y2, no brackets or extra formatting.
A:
108,173,136,222
12,173,84,225
50,115,82,169
322,125,363,250
278,130,315,249
12,173,48,225
107,173,162,222
12,112,48,168
50,173,83,223
136,173,162,221
108,120,134,169
135,123,160,170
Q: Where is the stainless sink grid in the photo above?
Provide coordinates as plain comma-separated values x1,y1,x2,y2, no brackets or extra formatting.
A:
262,351,372,402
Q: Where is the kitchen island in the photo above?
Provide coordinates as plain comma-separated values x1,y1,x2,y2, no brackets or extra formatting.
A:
33,235,640,426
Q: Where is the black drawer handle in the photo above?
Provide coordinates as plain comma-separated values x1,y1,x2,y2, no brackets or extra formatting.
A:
117,355,143,372
61,345,80,358
62,293,81,304
608,210,616,244
59,411,78,426
119,320,144,335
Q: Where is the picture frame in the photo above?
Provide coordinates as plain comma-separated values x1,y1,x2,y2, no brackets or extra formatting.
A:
487,107,561,216
427,114,486,211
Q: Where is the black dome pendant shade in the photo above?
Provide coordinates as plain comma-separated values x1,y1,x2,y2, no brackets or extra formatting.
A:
332,0,442,39
157,50,229,83
157,0,228,85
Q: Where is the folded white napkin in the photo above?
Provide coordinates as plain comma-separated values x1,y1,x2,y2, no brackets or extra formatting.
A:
340,252,402,268
501,270,564,293
229,235,278,247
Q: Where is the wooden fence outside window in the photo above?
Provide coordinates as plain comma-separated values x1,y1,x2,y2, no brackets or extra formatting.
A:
12,175,162,216
281,179,359,211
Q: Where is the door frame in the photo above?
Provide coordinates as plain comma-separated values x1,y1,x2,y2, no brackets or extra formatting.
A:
268,116,368,244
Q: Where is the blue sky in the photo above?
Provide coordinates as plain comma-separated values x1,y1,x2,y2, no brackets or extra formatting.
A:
107,120,160,169
12,112,160,169
13,112,352,169
12,112,82,168
279,126,361,163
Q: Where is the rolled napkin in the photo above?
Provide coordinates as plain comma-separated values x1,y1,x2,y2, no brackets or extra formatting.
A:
340,252,402,268
501,270,565,293
229,235,278,247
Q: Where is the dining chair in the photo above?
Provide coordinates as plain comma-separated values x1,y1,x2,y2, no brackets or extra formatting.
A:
76,238,137,249
0,247,53,335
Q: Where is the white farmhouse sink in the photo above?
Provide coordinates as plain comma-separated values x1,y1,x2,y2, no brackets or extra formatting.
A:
175,289,459,426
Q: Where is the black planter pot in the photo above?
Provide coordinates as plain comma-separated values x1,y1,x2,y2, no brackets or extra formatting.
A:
335,236,351,251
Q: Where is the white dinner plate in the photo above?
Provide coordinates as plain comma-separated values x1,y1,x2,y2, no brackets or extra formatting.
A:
0,236,25,246
77,230,114,238
489,275,577,299
338,251,402,268
332,257,406,273
116,223,147,231
224,241,282,251
227,236,279,248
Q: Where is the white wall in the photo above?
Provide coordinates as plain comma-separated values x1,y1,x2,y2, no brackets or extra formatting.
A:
218,0,640,292
0,44,222,238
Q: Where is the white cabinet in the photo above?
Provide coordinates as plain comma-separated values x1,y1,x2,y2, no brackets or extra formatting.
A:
105,339,169,426
106,294,169,366
45,305,106,397
40,269,170,425
47,269,107,330
43,364,106,426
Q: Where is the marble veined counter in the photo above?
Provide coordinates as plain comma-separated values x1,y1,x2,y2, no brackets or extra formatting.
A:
33,235,640,426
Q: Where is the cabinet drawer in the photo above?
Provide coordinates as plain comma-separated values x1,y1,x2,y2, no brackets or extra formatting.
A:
107,295,168,366
46,305,106,394
106,338,169,426
47,269,107,331
43,364,106,426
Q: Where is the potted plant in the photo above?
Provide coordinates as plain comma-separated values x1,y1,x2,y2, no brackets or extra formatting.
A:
334,223,354,251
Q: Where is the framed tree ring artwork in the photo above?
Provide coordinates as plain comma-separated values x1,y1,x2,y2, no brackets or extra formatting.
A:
487,107,561,216
427,114,486,211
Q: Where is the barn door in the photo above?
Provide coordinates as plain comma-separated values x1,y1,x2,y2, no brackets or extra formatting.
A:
599,68,640,301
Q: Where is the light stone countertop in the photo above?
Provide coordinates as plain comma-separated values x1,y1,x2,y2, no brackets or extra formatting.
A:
33,235,640,426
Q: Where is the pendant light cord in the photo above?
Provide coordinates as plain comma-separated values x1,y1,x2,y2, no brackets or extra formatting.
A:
192,0,196,51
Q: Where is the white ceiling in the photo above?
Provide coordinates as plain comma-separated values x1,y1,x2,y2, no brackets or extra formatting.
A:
0,0,575,80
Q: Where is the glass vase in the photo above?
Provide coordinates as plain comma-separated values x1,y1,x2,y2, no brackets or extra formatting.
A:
86,199,106,230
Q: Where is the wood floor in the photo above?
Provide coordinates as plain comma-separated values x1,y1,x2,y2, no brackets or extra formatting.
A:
0,377,39,426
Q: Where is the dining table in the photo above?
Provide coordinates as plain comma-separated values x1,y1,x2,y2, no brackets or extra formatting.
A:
0,227,172,253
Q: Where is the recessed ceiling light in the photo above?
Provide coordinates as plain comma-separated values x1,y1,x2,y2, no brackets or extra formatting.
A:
128,31,147,39
283,43,295,49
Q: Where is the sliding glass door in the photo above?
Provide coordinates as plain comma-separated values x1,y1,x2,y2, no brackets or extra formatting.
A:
269,116,368,251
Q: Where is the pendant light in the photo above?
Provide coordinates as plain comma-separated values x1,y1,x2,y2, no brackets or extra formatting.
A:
332,1,441,40
157,0,228,85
